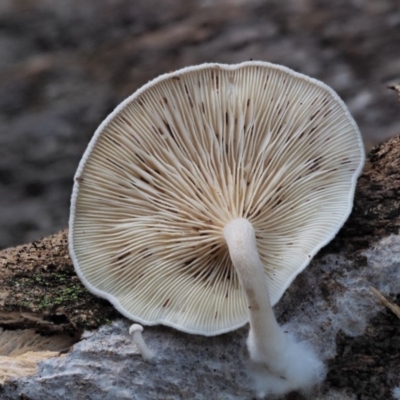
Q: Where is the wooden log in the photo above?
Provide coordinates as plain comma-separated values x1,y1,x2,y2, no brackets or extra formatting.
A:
0,230,118,334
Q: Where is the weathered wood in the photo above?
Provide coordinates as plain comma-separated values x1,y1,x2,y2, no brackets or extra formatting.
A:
0,231,117,333
326,134,400,257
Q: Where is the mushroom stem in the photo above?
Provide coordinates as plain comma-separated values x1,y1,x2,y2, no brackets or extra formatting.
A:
223,218,325,397
223,219,285,370
129,324,154,361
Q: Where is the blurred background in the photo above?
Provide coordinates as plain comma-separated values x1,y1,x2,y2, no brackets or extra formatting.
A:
0,0,399,249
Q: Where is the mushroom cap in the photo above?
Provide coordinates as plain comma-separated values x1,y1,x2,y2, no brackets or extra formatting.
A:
69,61,365,336
129,324,144,334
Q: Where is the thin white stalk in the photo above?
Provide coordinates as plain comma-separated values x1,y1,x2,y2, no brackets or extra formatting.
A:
223,218,286,373
129,324,154,361
223,218,325,398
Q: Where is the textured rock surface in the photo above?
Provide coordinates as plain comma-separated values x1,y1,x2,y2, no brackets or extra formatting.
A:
0,0,399,249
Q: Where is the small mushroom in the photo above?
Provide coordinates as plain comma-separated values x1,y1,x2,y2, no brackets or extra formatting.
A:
69,62,364,397
129,324,154,361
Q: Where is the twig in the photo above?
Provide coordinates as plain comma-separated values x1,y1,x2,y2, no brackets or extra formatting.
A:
370,286,400,319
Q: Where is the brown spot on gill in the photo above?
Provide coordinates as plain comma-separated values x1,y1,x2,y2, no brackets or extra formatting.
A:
136,154,145,164
323,109,332,117
310,110,320,121
209,245,219,256
263,76,269,90
187,176,203,194
214,312,218,319
185,258,196,266
184,84,194,108
163,298,170,307
216,75,219,90
201,102,205,113
171,76,180,81
226,269,232,281
142,249,152,259
192,267,214,283
162,120,176,142
109,137,121,147
309,156,323,172
117,251,131,261
75,176,84,183
311,97,319,106
225,112,229,125
140,176,150,185
106,158,123,170
247,98,250,107
162,97,168,105
138,100,144,107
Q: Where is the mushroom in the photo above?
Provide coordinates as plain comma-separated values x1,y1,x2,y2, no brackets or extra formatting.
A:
129,324,154,361
69,62,364,396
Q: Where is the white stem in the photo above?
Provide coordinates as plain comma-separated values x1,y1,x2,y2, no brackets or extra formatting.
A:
129,324,154,361
223,218,286,374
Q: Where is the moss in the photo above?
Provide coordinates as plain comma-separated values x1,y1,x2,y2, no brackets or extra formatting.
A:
0,230,119,334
